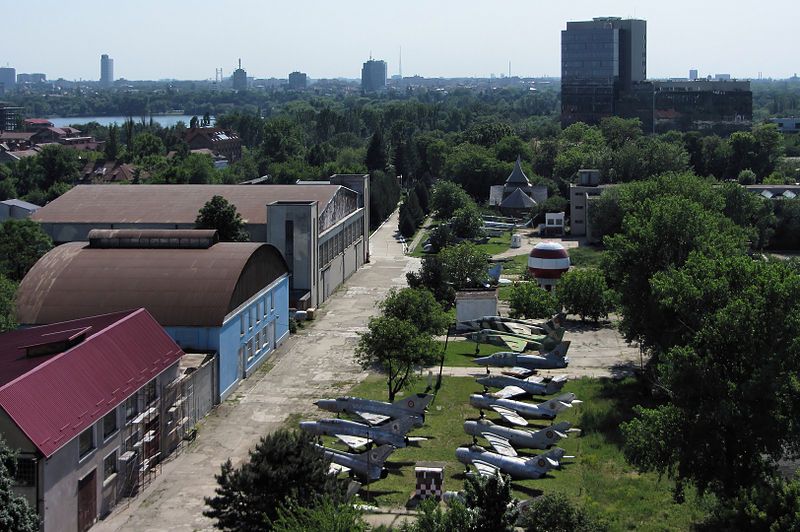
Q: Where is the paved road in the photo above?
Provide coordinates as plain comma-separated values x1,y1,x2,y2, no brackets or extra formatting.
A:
97,210,419,532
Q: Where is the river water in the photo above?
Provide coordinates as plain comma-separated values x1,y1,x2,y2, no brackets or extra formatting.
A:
49,115,209,128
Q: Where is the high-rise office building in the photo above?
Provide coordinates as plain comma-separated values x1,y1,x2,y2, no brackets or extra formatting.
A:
0,68,16,94
361,59,387,93
560,17,646,126
100,54,114,87
232,59,247,91
288,71,308,90
689,69,699,81
0,102,23,131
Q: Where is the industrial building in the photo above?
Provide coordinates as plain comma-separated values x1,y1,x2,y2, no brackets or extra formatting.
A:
15,229,290,402
100,54,114,88
361,58,387,92
31,176,370,308
0,309,184,532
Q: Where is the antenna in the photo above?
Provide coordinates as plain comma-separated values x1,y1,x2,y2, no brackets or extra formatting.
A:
399,46,403,78
238,58,242,70
508,60,511,78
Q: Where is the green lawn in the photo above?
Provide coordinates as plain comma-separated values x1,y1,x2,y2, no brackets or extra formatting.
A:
434,339,506,367
500,253,529,276
344,376,709,530
476,233,512,256
569,246,605,269
498,285,513,301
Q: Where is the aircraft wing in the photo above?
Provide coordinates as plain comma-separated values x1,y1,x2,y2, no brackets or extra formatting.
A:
495,385,527,399
336,434,370,450
500,335,528,352
473,460,500,478
502,367,535,379
482,433,518,457
355,411,391,425
491,405,529,426
329,463,350,475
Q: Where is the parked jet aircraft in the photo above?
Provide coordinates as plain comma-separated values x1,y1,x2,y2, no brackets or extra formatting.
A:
455,444,569,479
475,373,568,398
473,342,570,374
469,392,582,425
314,394,433,427
315,443,395,481
464,326,564,353
300,416,419,450
463,419,580,455
459,314,564,336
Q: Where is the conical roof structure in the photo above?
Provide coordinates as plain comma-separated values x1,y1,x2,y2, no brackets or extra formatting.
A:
505,156,531,186
500,187,536,210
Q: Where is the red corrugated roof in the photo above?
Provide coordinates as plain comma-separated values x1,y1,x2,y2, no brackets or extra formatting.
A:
0,309,184,458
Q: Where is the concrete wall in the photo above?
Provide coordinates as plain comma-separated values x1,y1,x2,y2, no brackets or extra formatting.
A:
455,292,498,329
266,202,318,305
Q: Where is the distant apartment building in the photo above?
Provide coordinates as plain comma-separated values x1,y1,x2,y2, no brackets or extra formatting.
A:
185,126,242,162
0,102,23,131
0,67,16,94
771,117,800,133
561,17,647,126
689,69,699,81
17,73,47,84
100,54,114,87
288,71,308,89
232,59,247,91
361,58,387,92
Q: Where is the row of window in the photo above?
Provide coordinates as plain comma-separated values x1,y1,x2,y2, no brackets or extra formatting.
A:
240,294,274,336
240,327,272,364
318,217,363,269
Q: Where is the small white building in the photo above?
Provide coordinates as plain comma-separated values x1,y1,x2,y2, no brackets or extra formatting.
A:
455,290,498,330
0,198,40,222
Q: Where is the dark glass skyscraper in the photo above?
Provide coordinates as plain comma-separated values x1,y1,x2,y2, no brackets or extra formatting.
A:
361,59,387,93
561,17,646,126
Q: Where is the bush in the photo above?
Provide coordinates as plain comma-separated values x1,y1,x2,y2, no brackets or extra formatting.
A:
427,224,455,253
508,282,558,319
698,475,800,532
556,268,614,323
431,181,473,220
451,203,484,239
517,492,608,532
737,168,757,185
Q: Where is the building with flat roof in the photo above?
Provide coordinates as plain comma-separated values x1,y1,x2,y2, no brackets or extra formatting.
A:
16,230,290,402
0,308,184,531
31,178,369,308
185,126,242,161
232,59,247,91
0,102,23,131
0,198,40,222
0,67,15,94
361,59,387,92
288,71,308,89
100,54,114,88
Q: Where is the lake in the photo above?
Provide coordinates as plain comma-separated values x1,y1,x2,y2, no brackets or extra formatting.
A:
49,115,210,128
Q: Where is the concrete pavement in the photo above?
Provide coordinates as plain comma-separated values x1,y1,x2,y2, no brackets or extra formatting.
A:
97,209,419,532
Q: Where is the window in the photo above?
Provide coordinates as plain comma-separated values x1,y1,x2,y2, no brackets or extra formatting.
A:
246,342,253,362
240,315,245,336
263,298,268,318
257,302,262,323
246,311,251,331
103,410,117,439
255,331,261,351
103,451,117,479
270,294,274,312
125,396,139,421
79,427,94,459
144,380,157,405
250,306,256,329
14,458,35,486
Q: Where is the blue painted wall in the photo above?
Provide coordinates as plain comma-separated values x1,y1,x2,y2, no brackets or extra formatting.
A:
164,274,291,402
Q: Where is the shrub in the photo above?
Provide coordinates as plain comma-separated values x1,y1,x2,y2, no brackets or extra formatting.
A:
508,282,558,319
556,268,614,322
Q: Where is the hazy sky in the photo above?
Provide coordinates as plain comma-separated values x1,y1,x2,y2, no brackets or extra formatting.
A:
3,1,798,81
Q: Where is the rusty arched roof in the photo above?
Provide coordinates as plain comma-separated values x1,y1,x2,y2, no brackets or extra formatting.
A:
15,242,288,327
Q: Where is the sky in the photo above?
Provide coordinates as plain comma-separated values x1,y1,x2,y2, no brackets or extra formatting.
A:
2,1,798,81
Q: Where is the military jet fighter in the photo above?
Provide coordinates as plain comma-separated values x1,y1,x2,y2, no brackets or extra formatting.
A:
475,373,568,398
300,416,422,450
315,443,395,481
314,393,433,427
469,392,582,425
455,444,569,479
459,314,564,336
464,325,564,353
463,419,580,456
473,341,570,374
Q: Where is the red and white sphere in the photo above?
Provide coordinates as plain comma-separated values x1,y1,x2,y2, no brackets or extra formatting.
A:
528,241,570,290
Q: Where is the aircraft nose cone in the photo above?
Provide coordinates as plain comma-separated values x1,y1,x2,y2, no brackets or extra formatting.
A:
455,447,469,464
315,399,335,411
298,421,316,432
474,356,493,365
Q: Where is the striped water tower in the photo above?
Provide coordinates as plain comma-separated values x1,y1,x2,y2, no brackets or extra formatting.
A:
528,241,570,291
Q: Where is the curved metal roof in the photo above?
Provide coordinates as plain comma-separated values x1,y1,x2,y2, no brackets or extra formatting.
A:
15,242,288,327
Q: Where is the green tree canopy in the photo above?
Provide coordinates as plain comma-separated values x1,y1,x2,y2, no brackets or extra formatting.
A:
0,275,16,333
204,430,345,531
0,436,39,532
431,181,473,220
195,195,249,242
438,242,489,291
272,497,366,532
508,282,558,320
517,492,608,532
0,219,53,282
379,287,450,335
132,131,166,159
450,203,483,239
556,268,614,323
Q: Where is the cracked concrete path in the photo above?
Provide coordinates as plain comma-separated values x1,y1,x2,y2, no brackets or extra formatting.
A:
96,209,419,532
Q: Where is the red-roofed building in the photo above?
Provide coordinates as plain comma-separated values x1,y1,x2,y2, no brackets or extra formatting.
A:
23,118,54,131
0,309,184,531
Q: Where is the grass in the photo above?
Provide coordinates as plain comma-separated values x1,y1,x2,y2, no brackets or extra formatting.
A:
476,233,512,256
500,253,529,277
498,285,513,301
434,339,506,367
344,375,709,530
569,246,606,269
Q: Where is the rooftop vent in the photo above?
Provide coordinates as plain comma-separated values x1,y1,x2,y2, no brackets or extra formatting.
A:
87,229,219,249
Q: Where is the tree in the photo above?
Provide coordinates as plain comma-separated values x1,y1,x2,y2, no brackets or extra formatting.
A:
400,498,473,532
355,316,439,401
599,116,642,150
405,189,425,226
204,429,345,531
699,476,800,532
462,473,518,532
556,268,614,322
0,275,16,333
450,203,483,239
379,287,450,335
37,144,80,189
272,497,367,532
414,181,430,214
132,132,166,159
518,492,608,532
621,254,800,498
438,242,489,290
407,255,456,309
737,169,756,185
508,282,558,319
430,181,473,220
105,123,120,160
0,219,53,282
195,195,249,242
398,206,417,238
0,436,39,532
426,224,454,253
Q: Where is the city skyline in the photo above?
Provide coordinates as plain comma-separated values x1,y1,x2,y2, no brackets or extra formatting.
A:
1,1,798,81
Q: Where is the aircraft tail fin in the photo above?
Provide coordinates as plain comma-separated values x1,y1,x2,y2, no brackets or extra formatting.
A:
387,416,415,435
551,421,573,433
487,263,502,282
361,444,395,466
546,341,571,359
393,393,433,414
